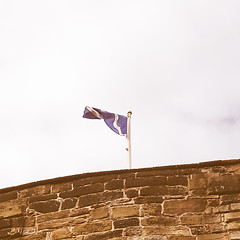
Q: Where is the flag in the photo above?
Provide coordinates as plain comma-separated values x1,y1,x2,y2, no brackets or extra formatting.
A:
82,106,127,136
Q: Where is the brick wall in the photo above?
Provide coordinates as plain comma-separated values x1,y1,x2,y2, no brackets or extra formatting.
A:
1,159,240,240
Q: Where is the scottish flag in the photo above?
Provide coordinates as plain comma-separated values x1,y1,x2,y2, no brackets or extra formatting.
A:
83,106,127,136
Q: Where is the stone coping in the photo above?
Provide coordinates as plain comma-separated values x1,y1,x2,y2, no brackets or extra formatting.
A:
1,158,240,194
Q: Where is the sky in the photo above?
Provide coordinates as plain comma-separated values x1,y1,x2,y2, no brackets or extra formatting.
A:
1,0,240,189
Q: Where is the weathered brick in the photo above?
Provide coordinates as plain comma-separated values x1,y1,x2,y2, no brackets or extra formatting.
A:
0,198,27,218
70,207,90,217
38,218,72,230
73,220,112,235
180,214,202,225
163,198,207,215
125,176,167,188
141,216,177,226
112,206,139,219
52,182,72,193
84,229,122,240
208,174,240,194
225,212,240,222
105,179,124,190
0,191,17,203
113,218,139,228
142,204,162,216
37,210,69,223
0,219,11,229
134,196,163,204
29,193,57,203
189,174,207,189
125,189,138,198
209,223,226,233
0,228,13,238
167,175,188,186
228,220,240,230
169,237,196,240
29,200,60,213
61,198,77,210
230,231,240,239
100,190,124,203
202,214,221,224
124,226,142,236
143,225,190,235
60,183,104,198
190,225,210,235
196,233,229,240
73,174,118,187
220,194,240,205
14,232,46,240
141,186,188,196
18,185,51,198
78,194,100,207
52,227,72,239
136,169,178,177
91,206,109,219
231,202,240,211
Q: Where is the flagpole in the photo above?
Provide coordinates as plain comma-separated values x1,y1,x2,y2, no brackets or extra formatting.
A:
127,111,132,169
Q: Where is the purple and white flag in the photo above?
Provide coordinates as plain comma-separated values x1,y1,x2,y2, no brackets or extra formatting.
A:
82,106,127,136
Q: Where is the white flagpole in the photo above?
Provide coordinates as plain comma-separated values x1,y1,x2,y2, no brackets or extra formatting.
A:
127,111,132,169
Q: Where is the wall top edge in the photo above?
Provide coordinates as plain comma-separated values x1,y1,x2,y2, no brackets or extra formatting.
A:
1,158,240,194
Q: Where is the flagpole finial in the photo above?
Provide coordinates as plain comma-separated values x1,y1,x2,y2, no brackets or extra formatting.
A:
127,111,132,117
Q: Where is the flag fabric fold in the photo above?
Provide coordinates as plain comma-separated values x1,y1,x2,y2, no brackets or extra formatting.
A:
82,106,127,136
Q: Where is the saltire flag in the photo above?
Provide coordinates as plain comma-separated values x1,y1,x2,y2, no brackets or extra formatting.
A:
82,106,127,136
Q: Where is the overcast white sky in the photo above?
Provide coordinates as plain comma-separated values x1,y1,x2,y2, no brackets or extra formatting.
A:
1,0,240,189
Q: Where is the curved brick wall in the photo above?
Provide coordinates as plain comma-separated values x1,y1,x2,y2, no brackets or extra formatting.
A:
1,159,240,240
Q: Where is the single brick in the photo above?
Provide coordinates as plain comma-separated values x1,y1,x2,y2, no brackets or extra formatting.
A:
18,185,51,198
124,226,142,236
140,186,188,196
189,174,207,190
225,212,240,222
100,190,124,203
38,218,72,230
105,179,124,190
52,182,72,193
61,198,77,210
125,189,138,198
134,196,163,204
60,183,104,198
208,174,240,195
29,200,60,213
52,227,72,239
78,194,100,208
0,191,17,203
73,220,112,235
125,176,167,188
29,193,57,203
163,198,207,215
114,217,139,228
141,216,177,226
73,174,118,187
196,233,228,240
90,206,109,219
111,205,139,219
0,219,11,229
181,214,202,225
143,225,190,235
70,208,90,217
84,229,122,240
167,175,188,186
0,199,27,218
142,203,162,216
37,210,69,223
136,169,178,177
